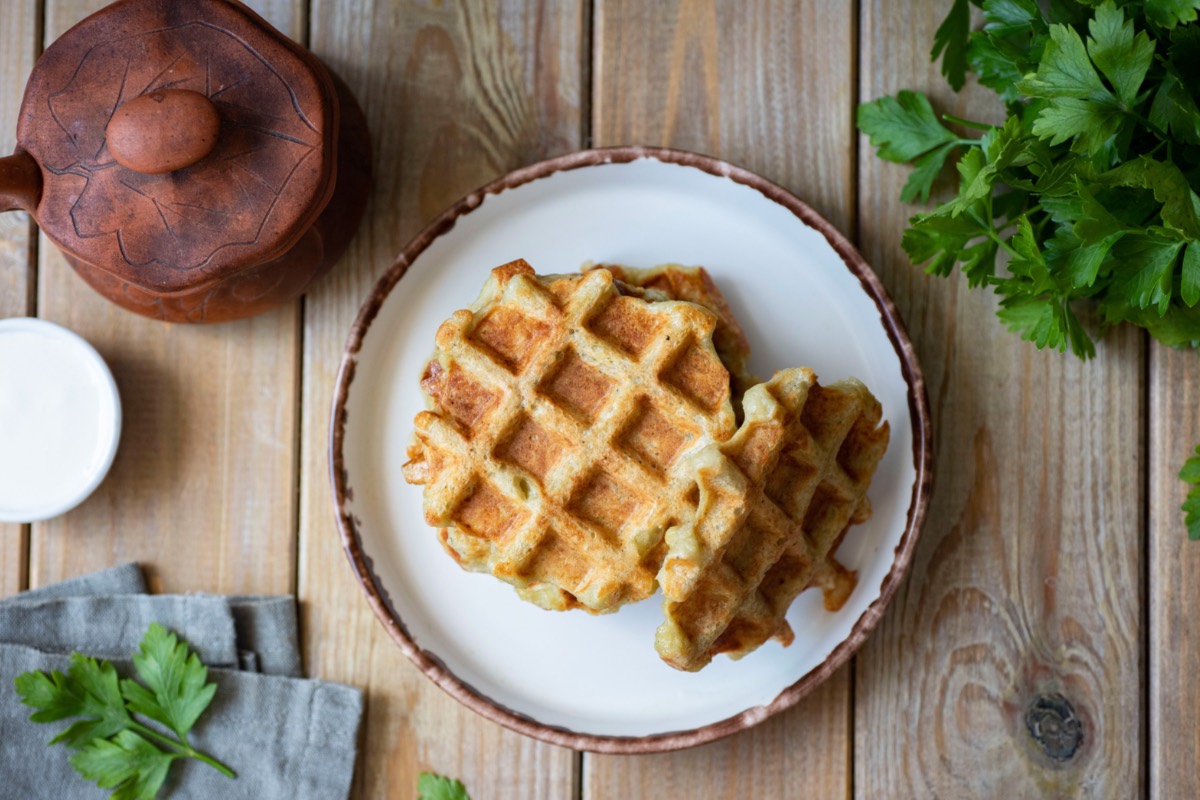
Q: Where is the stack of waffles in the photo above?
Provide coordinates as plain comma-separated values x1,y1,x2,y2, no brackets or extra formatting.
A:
403,259,889,671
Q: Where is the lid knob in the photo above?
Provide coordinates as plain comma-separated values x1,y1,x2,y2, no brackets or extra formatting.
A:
106,89,221,175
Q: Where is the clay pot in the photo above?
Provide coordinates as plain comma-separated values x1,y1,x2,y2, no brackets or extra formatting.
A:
0,0,371,323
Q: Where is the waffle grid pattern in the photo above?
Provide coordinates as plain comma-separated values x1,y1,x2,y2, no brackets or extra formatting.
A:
587,263,756,397
656,368,890,671
406,261,736,613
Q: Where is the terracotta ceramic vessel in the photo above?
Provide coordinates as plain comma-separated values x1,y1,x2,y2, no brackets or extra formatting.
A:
0,0,371,323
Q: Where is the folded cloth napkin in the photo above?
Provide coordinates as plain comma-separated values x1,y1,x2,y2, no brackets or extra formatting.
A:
14,562,147,600
0,594,302,675
0,595,242,667
226,596,303,677
0,565,362,800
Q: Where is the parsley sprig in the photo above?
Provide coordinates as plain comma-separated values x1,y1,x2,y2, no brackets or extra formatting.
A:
418,772,471,800
858,0,1200,536
14,623,234,800
1183,445,1200,539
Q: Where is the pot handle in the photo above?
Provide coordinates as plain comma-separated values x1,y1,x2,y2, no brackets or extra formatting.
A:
0,149,40,214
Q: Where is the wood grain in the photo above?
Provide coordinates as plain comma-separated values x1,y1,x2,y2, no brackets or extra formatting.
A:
0,0,37,319
587,1,856,796
298,1,583,797
593,0,855,234
0,1,1175,794
28,0,305,595
0,0,39,598
855,2,1144,796
1150,344,1200,798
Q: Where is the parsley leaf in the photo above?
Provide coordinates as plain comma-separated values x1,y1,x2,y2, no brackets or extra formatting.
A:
1183,243,1200,306
14,623,234,799
1047,225,1121,291
858,91,966,202
980,0,1042,37
857,90,958,164
70,731,176,800
969,33,1024,104
932,0,973,91
1102,270,1200,343
1086,1,1155,108
903,142,959,203
1044,0,1089,26
997,294,1091,354
1104,156,1200,240
121,622,217,741
14,654,132,748
1014,15,1143,156
1149,69,1200,145
1030,97,1123,151
993,215,1096,356
950,117,1030,213
969,0,1048,105
1016,22,1110,101
1183,445,1200,540
1107,234,1184,315
1145,0,1200,29
418,772,472,800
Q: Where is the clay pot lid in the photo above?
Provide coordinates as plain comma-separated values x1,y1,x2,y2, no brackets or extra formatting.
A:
16,0,337,294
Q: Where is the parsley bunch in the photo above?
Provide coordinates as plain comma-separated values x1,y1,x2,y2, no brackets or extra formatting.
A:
858,0,1200,538
13,623,233,800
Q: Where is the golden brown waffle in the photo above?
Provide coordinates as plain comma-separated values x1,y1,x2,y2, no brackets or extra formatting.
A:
587,263,757,400
403,260,737,613
655,368,890,671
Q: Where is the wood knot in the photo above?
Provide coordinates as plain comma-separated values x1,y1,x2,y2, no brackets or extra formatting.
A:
1025,693,1083,762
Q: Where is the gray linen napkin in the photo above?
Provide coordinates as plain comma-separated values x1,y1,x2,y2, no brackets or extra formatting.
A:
0,595,241,667
0,644,362,800
12,563,147,601
226,596,302,677
0,565,362,800
0,593,301,675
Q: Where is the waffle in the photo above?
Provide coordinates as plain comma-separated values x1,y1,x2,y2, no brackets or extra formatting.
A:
586,263,756,399
403,260,737,613
655,368,890,671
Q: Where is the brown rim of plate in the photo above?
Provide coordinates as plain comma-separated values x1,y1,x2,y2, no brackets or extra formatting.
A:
329,145,934,755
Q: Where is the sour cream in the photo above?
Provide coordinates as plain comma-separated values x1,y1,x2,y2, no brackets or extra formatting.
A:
0,318,121,522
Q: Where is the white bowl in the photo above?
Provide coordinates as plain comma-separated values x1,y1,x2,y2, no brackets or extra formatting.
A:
0,318,122,522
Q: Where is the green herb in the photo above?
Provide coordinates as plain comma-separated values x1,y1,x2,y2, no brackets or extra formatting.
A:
14,623,234,800
418,772,471,800
933,0,973,90
1184,445,1200,539
858,0,1200,536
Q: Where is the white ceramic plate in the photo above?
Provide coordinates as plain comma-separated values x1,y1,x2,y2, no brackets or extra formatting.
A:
331,147,931,752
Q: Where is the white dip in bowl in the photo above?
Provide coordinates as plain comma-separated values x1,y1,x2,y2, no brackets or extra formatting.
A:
0,318,121,522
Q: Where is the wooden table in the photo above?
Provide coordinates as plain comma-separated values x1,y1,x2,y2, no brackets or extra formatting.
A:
2,0,1195,796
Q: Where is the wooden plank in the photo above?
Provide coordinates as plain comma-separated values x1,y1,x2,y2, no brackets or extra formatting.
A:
586,678,850,796
1150,345,1200,797
593,0,855,233
0,0,37,318
298,1,583,797
28,0,305,595
0,0,40,597
586,1,855,796
855,2,1144,796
